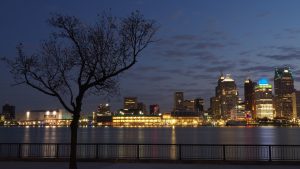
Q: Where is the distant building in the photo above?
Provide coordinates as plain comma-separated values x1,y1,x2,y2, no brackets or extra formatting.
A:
194,98,204,115
211,73,238,120
18,109,72,126
2,104,15,120
149,104,160,115
174,92,184,111
121,97,147,115
124,97,137,110
244,78,256,113
254,79,274,119
236,98,246,120
183,99,195,112
137,102,147,114
292,91,300,119
97,103,111,115
210,96,221,119
0,114,4,121
274,67,294,119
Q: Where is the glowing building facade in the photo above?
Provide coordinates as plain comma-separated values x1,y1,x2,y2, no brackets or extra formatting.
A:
254,79,274,119
212,74,238,120
18,109,72,126
274,67,294,119
124,97,138,110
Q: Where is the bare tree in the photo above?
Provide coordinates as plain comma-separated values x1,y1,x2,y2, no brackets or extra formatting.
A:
4,11,157,169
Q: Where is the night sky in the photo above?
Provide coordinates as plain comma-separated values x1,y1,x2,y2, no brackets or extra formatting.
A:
1,0,300,114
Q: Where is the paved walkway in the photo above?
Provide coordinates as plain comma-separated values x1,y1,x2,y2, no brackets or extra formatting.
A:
0,162,300,169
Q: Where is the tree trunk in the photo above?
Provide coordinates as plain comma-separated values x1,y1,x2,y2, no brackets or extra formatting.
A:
69,113,80,169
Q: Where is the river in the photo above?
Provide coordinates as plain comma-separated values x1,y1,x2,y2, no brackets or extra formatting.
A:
1,126,300,144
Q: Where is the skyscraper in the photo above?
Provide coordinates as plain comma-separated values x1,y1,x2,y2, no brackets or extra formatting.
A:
292,91,300,119
174,92,184,111
254,79,274,119
244,78,256,116
137,102,147,114
149,104,160,115
2,104,15,120
211,73,238,120
194,98,204,115
210,96,221,119
123,97,138,110
274,67,294,119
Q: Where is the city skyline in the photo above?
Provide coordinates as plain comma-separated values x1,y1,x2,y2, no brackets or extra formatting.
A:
2,0,300,113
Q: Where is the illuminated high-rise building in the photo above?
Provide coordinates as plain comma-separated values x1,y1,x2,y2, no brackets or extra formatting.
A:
210,96,221,119
174,92,184,111
254,79,274,119
211,73,238,119
292,91,300,119
124,97,137,110
274,67,294,119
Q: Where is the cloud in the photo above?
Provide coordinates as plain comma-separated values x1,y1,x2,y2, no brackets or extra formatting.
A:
162,50,186,58
145,76,172,81
285,28,300,34
238,59,255,66
256,11,271,18
263,53,300,60
137,65,161,72
171,34,199,41
193,42,224,49
169,9,184,21
259,46,300,61
159,69,198,77
240,65,274,73
191,74,216,80
205,65,235,72
239,50,252,56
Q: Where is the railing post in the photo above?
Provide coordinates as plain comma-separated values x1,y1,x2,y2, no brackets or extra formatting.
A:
18,143,22,159
268,145,272,162
96,144,99,159
178,144,182,160
223,145,226,161
137,144,140,160
56,144,59,158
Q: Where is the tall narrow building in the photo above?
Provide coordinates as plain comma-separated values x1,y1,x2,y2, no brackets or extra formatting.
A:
274,67,294,119
254,79,274,119
174,92,184,111
194,98,204,115
211,73,238,120
244,78,256,117
292,91,300,119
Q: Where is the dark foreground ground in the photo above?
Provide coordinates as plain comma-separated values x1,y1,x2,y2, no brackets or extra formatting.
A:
0,162,300,169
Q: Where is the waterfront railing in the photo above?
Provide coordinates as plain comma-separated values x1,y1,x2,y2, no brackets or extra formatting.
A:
1,143,300,162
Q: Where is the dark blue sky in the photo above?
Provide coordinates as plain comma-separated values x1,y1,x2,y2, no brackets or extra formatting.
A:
1,0,300,114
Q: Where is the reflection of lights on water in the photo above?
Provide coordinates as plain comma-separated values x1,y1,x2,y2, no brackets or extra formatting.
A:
170,127,176,160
